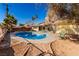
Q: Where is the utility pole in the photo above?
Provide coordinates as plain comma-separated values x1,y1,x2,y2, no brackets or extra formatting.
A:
6,3,9,17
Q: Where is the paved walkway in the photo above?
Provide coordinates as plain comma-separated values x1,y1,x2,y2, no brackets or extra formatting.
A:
10,31,60,56
0,32,15,56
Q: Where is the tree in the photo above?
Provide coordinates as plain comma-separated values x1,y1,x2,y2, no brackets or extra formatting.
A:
3,15,17,25
2,4,17,31
19,23,24,26
32,15,38,20
3,15,17,31
32,15,38,25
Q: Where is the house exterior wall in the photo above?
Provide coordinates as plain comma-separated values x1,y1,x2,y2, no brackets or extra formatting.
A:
12,26,32,32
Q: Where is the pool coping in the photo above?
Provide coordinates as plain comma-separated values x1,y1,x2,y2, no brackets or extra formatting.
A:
11,31,59,44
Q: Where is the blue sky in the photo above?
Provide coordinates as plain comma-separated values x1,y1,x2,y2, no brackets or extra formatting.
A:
0,3,48,25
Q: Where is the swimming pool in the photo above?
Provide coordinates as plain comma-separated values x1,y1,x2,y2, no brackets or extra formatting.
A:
15,31,47,40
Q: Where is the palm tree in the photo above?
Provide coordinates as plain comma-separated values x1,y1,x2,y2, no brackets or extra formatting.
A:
3,15,17,31
4,15,17,25
3,4,17,31
32,15,38,25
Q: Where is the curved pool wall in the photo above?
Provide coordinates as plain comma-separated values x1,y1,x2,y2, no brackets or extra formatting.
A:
15,31,47,40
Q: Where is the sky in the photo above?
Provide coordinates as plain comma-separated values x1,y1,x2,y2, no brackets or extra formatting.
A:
0,3,48,25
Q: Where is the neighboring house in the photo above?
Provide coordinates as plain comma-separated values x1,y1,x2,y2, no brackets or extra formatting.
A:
31,22,46,31
32,26,39,31
12,26,32,32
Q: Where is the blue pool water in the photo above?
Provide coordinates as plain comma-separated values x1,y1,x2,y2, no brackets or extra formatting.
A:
15,32,47,40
